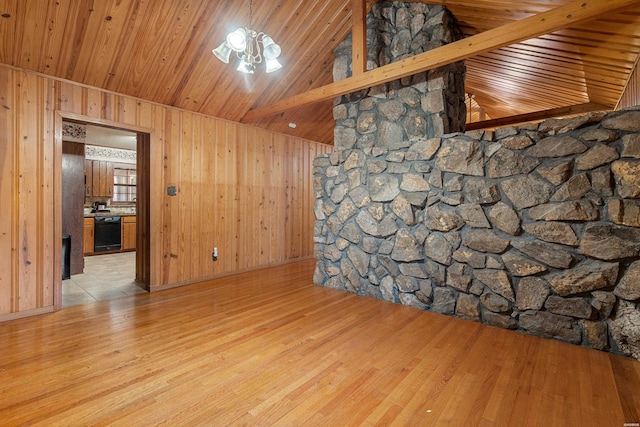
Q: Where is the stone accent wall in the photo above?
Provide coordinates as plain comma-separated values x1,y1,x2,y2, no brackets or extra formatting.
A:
313,108,640,360
332,2,466,151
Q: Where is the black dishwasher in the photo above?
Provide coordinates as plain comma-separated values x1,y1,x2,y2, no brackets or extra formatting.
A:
94,216,122,252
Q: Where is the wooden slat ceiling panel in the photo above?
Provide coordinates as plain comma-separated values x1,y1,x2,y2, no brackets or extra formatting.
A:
1,0,640,144
442,0,640,125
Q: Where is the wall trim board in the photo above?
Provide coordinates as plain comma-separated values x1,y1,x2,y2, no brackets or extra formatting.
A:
152,256,315,292
0,306,56,323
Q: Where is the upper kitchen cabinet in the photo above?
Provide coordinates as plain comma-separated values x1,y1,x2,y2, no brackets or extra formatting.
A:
85,160,114,197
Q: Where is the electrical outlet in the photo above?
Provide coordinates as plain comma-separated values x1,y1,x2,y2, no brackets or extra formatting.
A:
212,247,218,261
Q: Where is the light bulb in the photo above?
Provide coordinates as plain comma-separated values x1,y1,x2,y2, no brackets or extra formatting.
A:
212,41,232,63
237,56,255,74
261,35,281,59
227,28,247,52
265,57,282,73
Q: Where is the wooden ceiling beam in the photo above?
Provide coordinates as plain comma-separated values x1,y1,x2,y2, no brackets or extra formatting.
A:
465,102,611,130
351,0,367,75
242,0,640,123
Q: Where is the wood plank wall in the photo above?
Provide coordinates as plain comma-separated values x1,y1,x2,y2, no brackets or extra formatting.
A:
0,64,332,321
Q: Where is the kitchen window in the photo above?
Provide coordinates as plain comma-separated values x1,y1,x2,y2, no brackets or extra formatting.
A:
113,166,136,202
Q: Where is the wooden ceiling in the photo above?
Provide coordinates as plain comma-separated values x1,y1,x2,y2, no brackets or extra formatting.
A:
1,0,640,144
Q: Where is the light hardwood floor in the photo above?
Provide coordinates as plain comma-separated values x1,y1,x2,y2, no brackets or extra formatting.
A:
2,259,639,425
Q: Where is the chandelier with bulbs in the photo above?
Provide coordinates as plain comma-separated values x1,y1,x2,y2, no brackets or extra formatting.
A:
213,28,282,73
212,1,282,74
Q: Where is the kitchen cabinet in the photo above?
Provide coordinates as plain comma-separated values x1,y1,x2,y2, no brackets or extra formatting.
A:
84,160,93,197
84,215,135,255
93,160,114,197
85,160,113,197
121,216,136,251
83,217,94,255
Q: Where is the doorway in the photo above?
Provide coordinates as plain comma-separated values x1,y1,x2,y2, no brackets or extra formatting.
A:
59,118,151,306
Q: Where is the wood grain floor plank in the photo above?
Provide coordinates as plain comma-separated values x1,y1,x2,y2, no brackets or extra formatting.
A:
0,259,638,426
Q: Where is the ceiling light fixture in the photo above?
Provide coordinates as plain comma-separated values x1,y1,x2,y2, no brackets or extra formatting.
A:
212,0,282,74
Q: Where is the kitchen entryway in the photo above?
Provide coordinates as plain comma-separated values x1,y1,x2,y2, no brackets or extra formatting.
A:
60,118,151,307
62,252,146,307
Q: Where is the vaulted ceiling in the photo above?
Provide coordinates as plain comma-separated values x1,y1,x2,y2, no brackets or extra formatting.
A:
2,0,640,144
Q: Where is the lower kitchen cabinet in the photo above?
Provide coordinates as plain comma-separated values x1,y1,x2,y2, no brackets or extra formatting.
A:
84,215,136,255
122,216,136,251
83,218,94,255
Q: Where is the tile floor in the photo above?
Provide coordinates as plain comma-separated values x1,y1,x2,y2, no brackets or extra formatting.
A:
62,251,147,307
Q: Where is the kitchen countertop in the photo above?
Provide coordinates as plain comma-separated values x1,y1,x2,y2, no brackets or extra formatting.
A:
84,207,136,218
84,212,136,218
